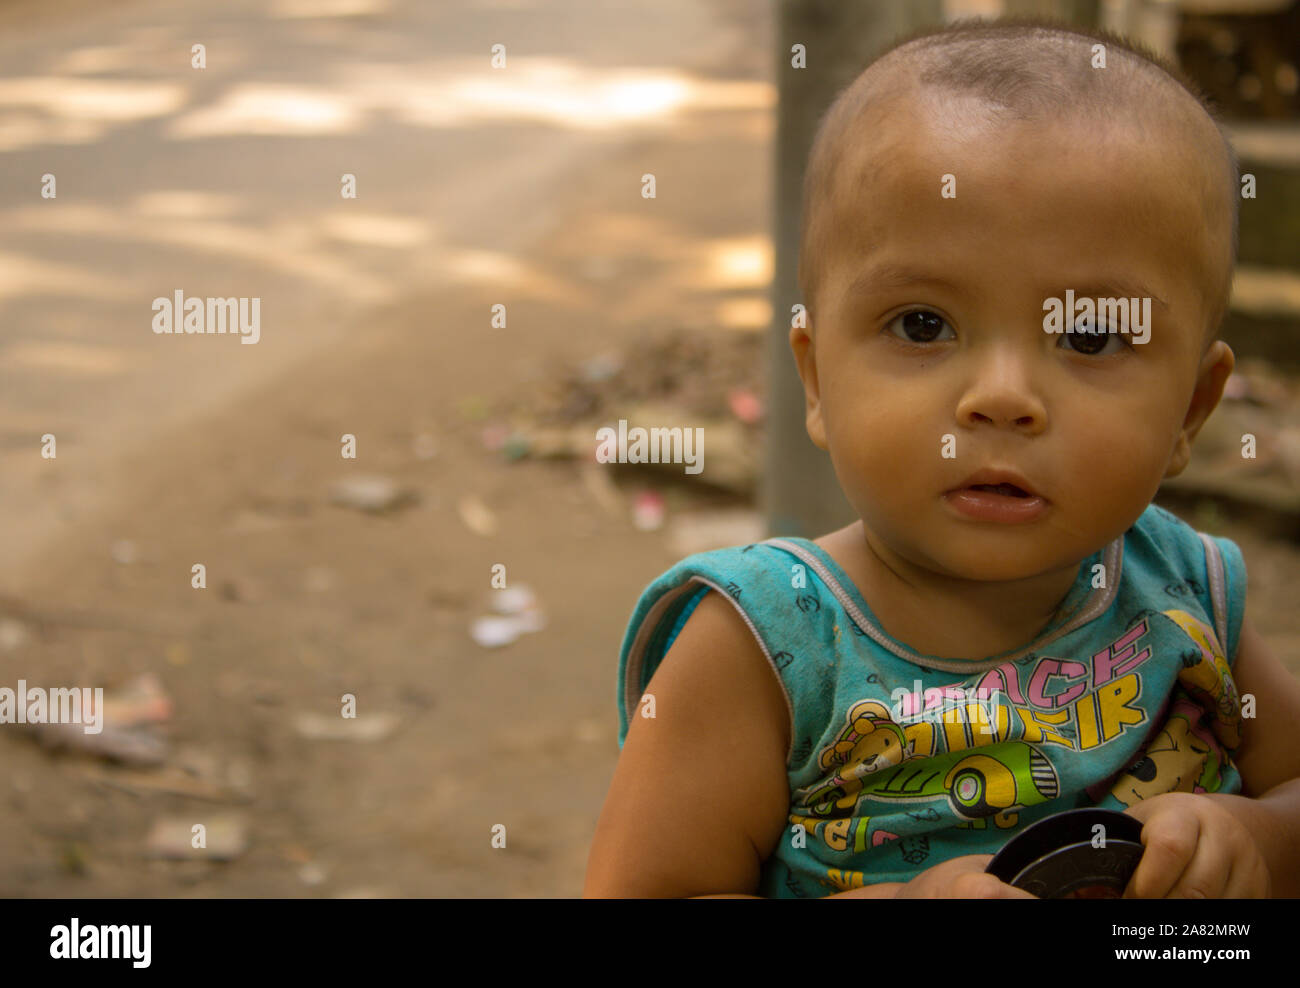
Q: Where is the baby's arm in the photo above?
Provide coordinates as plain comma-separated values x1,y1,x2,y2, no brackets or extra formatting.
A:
584,590,796,897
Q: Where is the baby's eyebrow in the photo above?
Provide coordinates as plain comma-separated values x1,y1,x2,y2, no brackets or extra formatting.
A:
1064,279,1170,314
847,262,963,300
844,262,1169,313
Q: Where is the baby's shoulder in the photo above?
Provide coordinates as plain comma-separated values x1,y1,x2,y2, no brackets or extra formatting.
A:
669,587,793,757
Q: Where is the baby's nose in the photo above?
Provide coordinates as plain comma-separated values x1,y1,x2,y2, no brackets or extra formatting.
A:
955,367,1046,432
961,402,1043,430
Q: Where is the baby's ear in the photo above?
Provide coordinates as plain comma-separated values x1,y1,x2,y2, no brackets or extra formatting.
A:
805,401,828,452
1173,340,1235,458
1163,434,1191,480
1185,340,1232,441
788,324,829,451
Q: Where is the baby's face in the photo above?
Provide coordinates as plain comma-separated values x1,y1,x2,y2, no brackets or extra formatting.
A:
792,88,1234,582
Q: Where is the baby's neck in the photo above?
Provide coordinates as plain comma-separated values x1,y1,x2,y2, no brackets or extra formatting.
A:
815,522,1084,663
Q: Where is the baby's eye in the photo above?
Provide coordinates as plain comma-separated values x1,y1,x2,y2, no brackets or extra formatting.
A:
1059,317,1131,356
886,309,954,344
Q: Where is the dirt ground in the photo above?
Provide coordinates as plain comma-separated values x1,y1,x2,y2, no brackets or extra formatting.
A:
0,96,783,896
1,1,1298,900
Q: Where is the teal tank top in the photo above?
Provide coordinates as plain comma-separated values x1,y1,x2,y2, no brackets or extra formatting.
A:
615,502,1246,898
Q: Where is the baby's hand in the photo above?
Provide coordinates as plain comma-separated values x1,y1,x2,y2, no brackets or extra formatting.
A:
1122,792,1271,898
893,854,1038,899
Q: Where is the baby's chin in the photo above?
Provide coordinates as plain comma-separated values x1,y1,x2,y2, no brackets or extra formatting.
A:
926,551,1079,585
879,524,1101,583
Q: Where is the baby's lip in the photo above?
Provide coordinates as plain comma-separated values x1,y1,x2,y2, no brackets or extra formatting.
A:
946,469,1046,500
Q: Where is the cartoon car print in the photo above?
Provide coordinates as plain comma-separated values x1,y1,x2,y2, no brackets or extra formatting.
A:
802,742,1058,821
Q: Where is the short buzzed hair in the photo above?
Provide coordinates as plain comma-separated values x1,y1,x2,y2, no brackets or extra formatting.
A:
797,17,1239,350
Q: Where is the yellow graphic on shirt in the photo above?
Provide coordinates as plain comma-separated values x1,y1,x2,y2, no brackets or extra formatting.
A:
1105,608,1241,806
1154,609,1241,748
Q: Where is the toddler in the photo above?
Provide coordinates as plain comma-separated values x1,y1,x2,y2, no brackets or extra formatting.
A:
584,18,1300,898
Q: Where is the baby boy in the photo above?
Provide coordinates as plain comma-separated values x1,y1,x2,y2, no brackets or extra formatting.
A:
585,18,1300,898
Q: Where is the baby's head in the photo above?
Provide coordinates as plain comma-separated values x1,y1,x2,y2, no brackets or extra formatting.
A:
789,18,1239,582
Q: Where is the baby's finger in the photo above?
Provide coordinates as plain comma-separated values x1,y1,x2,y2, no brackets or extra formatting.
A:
1124,810,1200,899
953,872,1037,898
1223,854,1271,898
996,883,1040,899
1222,838,1272,898
1165,830,1233,899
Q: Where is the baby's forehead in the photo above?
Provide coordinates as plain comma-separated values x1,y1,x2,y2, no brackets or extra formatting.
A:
825,93,1191,229
836,54,1216,172
820,56,1230,251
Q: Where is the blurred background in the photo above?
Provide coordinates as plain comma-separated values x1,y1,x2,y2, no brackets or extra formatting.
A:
0,0,1295,897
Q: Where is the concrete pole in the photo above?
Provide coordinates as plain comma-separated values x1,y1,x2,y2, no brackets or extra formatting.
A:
765,0,943,539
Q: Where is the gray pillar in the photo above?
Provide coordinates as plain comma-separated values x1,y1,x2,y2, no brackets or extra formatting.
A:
764,0,944,539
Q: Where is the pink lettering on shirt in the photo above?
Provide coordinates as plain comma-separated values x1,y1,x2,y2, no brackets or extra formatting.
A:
1093,619,1153,687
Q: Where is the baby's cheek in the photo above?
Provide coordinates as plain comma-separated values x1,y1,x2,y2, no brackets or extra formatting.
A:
826,400,916,476
1059,426,1170,501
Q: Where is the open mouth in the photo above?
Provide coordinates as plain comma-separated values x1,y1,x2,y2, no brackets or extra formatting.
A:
967,483,1032,498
